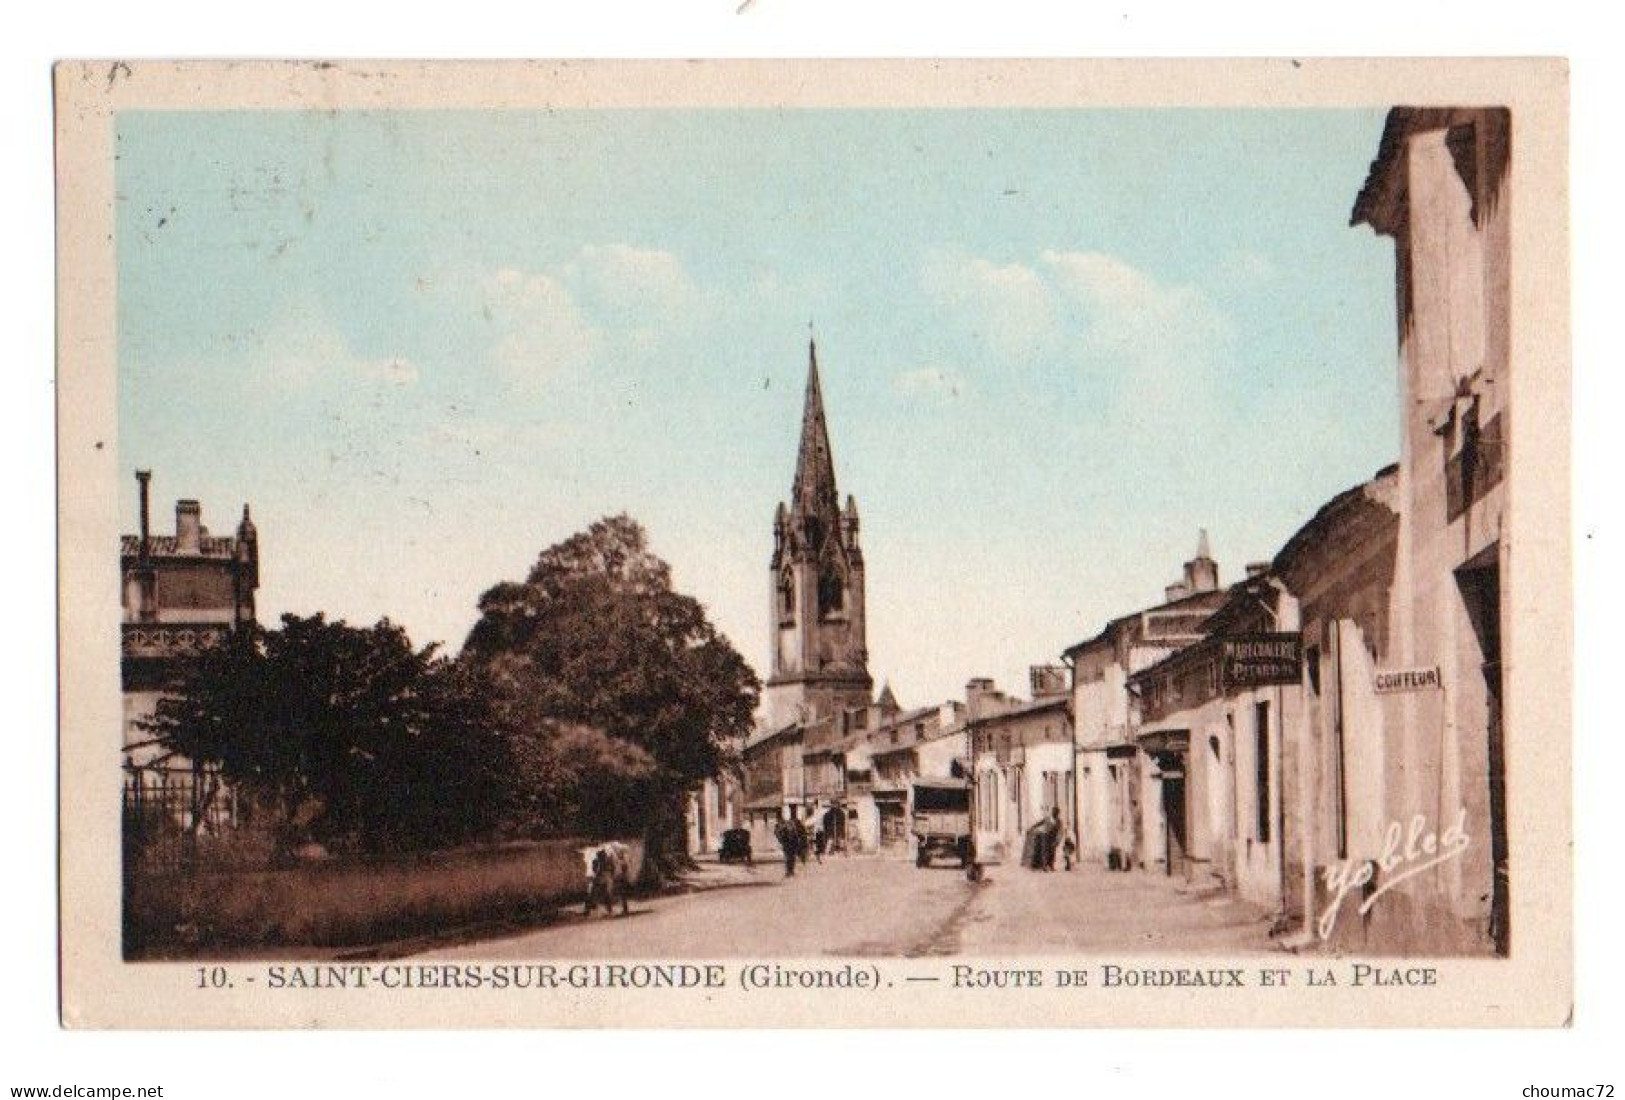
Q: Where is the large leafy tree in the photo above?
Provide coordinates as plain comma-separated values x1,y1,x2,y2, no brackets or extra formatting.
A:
462,515,759,863
148,613,513,853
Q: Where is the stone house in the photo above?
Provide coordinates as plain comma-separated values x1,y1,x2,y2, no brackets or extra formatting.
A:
966,674,1073,866
1063,534,1230,870
120,472,259,770
1128,570,1301,911
1269,465,1403,947
1349,106,1512,954
120,470,260,832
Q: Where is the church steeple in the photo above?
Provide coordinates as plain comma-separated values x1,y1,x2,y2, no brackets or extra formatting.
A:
791,339,842,537
765,335,873,729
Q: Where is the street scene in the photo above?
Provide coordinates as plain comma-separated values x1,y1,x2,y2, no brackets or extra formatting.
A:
424,857,1272,960
112,100,1516,963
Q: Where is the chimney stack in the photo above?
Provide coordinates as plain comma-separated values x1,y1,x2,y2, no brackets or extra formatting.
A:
1245,561,1271,579
1030,665,1067,698
965,677,1000,720
135,470,151,564
176,499,202,553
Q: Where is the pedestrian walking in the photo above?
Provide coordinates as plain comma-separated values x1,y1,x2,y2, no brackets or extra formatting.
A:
813,828,827,863
795,818,811,866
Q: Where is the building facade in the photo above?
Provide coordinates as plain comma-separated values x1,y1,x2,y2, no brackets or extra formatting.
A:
1121,470,1403,929
1064,535,1230,871
1128,570,1301,910
1270,466,1403,947
739,721,802,854
120,470,260,831
1349,106,1511,955
856,695,966,857
684,754,744,860
966,674,1073,865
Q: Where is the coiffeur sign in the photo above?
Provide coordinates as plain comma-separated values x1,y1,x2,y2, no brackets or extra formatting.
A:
1220,633,1302,688
1373,666,1442,693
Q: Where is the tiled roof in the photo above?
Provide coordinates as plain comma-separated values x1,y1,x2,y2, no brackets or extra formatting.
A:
972,694,1068,727
121,534,239,560
745,720,802,752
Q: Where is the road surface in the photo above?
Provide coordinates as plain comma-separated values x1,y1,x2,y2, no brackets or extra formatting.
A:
420,855,1279,959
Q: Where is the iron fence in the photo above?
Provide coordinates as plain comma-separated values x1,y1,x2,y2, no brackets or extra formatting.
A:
121,763,239,874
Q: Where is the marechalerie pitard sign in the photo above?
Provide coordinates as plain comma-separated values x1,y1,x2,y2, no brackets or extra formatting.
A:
1221,633,1302,688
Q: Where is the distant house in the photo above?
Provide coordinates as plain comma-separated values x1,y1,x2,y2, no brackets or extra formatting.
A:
965,674,1072,866
856,694,966,856
121,470,260,827
1061,534,1230,871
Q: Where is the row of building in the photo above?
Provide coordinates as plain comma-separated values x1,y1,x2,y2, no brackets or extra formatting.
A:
689,106,1512,956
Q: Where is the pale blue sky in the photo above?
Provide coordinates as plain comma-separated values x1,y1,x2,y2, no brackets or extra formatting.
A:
118,108,1397,707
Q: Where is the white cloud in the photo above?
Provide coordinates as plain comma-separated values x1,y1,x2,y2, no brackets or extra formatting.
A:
920,252,1058,363
915,248,1234,411
470,245,720,393
567,243,702,322
895,366,971,400
239,316,419,394
478,268,603,389
1040,250,1232,386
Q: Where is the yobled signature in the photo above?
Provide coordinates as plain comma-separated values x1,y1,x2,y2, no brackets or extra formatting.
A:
1317,809,1469,941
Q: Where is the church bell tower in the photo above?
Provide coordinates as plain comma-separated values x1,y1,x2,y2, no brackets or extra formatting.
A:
764,339,873,729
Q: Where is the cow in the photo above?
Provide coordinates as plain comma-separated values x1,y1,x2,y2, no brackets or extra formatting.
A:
582,841,633,917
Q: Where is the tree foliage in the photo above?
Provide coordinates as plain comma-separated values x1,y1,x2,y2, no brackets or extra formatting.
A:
463,515,760,843
148,517,757,859
147,614,513,853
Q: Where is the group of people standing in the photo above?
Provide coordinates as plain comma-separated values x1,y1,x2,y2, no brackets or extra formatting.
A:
772,813,831,877
1024,806,1077,872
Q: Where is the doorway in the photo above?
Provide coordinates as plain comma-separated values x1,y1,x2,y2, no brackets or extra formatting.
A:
1458,556,1508,957
1156,753,1188,878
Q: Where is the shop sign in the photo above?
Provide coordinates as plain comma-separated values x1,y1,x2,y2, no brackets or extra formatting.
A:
1220,633,1302,688
1373,666,1442,694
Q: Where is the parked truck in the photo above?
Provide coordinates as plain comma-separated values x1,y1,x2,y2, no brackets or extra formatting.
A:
912,777,973,868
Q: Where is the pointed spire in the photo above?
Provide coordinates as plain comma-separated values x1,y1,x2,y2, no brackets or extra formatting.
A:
877,681,900,713
790,336,841,528
1195,527,1212,560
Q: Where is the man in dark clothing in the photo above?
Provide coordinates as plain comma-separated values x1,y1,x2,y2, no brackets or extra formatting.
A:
775,817,797,877
1042,807,1063,871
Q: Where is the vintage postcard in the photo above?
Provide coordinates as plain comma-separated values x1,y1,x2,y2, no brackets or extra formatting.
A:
55,58,1571,1028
